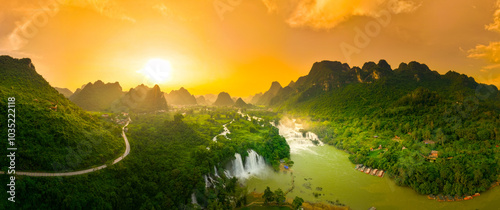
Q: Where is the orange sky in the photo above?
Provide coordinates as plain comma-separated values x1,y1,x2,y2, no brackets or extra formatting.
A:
1,0,500,96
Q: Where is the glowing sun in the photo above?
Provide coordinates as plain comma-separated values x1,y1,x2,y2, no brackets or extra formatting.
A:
137,58,172,84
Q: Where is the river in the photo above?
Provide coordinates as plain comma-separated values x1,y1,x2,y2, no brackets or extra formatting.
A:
244,119,500,210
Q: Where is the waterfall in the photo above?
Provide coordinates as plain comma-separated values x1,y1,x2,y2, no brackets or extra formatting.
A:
214,166,220,178
244,150,267,174
208,175,217,185
226,149,267,180
232,153,247,177
213,120,234,142
204,174,220,189
223,169,233,178
204,175,210,188
276,119,324,153
191,193,199,205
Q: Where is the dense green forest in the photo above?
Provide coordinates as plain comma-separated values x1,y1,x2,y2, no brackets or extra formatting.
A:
0,108,290,209
3,54,500,207
268,60,500,196
0,56,124,171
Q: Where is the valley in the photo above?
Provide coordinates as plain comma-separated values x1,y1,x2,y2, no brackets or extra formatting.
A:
0,56,499,210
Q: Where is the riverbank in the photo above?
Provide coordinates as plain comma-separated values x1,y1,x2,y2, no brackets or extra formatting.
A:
245,142,500,210
243,192,349,210
425,180,500,202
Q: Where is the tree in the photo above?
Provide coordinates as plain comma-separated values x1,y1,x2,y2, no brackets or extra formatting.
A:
174,113,184,123
436,128,446,146
274,188,285,206
292,196,304,210
262,186,274,205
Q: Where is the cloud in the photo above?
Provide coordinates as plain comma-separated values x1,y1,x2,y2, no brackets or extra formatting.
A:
70,0,136,23
261,0,421,29
469,1,500,64
0,0,136,51
478,63,500,73
262,0,278,13
468,42,500,63
468,0,500,89
486,0,500,32
152,3,187,21
153,4,173,18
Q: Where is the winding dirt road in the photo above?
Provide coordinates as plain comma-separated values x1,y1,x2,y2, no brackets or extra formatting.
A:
1,117,131,177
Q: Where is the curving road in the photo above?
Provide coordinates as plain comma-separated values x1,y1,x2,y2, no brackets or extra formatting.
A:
0,117,131,177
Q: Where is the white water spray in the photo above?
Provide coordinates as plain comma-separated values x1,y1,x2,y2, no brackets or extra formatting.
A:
204,175,210,188
226,149,267,180
276,119,324,153
214,166,220,178
191,193,199,205
213,119,234,141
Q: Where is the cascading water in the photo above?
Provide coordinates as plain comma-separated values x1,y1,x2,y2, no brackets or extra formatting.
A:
231,153,247,178
212,119,234,141
226,149,267,180
276,119,324,153
237,110,263,122
223,169,232,178
237,111,324,153
204,175,210,188
214,166,220,178
191,193,199,205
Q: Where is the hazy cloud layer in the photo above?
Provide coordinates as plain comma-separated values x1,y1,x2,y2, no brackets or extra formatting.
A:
2,0,135,51
468,42,500,63
78,0,136,22
469,0,500,64
486,0,500,32
468,0,500,87
261,0,421,29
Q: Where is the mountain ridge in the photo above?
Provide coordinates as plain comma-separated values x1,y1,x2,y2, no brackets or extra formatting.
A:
69,80,124,111
165,87,197,105
213,92,234,106
0,55,124,171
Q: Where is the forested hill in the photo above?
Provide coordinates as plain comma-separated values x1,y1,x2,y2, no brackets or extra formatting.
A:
0,56,124,171
270,60,499,117
263,59,500,196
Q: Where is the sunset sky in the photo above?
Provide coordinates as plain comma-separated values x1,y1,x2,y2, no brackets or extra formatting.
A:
1,0,500,96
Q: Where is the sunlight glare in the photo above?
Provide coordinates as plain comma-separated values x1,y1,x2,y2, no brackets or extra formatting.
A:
137,58,172,84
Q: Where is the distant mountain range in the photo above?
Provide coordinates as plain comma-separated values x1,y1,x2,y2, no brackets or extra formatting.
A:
110,84,167,112
63,80,256,110
63,80,168,112
165,87,197,106
199,94,217,105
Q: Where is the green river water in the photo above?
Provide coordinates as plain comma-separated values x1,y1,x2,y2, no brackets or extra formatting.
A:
245,145,500,210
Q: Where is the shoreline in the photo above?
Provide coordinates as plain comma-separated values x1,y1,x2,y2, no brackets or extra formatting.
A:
246,192,349,210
